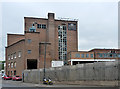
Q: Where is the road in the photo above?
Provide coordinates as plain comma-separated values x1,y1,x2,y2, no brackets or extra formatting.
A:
0,78,119,89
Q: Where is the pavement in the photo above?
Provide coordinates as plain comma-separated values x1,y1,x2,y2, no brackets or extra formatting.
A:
0,75,119,89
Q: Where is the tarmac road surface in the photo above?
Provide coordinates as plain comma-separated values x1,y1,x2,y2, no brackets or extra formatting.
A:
1,78,119,89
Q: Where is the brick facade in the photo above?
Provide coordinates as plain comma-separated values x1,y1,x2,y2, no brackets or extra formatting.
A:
68,49,120,65
5,13,78,76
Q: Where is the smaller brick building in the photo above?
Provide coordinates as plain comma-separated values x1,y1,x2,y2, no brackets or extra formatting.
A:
68,49,120,65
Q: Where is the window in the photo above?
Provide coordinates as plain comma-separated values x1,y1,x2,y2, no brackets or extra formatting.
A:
86,54,89,58
28,50,31,54
11,71,13,76
14,52,16,59
14,62,16,68
68,23,76,30
98,53,103,58
37,24,46,29
118,54,120,58
58,25,67,61
18,51,21,57
11,54,13,59
75,54,80,58
8,63,10,68
103,53,108,58
37,24,41,28
42,24,46,29
11,62,13,68
113,53,117,58
14,70,16,75
81,54,84,58
63,26,66,30
109,53,113,58
90,54,94,58
27,39,32,43
8,55,10,60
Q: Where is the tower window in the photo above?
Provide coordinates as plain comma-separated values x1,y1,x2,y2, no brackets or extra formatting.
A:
68,23,76,30
58,25,67,61
27,39,32,43
37,24,41,28
28,50,31,54
42,24,46,29
37,24,46,29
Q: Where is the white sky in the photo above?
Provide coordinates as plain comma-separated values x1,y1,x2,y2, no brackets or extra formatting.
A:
0,0,119,61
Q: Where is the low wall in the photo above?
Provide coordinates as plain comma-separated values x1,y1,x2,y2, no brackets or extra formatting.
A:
23,61,120,86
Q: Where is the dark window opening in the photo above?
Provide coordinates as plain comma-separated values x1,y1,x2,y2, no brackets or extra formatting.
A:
27,59,37,69
14,70,16,75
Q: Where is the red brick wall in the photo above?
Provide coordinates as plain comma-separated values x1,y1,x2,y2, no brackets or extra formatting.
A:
6,40,25,77
7,34,24,46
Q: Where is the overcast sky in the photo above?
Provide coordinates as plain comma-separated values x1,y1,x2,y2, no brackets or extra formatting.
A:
0,0,118,61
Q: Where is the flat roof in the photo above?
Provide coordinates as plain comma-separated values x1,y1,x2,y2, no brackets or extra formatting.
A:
24,17,78,22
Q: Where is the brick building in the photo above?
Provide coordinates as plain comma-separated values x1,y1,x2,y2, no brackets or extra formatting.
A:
5,13,120,77
68,49,120,65
5,13,78,76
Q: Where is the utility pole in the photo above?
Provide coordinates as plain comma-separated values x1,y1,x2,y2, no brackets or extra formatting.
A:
39,42,50,80
43,43,47,79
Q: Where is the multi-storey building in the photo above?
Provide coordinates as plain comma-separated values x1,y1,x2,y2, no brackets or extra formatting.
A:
68,49,120,65
5,13,78,76
5,13,120,77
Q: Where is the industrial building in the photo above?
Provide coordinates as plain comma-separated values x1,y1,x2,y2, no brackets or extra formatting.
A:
5,13,78,76
5,13,120,77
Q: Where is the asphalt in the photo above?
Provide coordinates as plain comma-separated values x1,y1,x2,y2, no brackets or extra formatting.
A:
1,79,120,89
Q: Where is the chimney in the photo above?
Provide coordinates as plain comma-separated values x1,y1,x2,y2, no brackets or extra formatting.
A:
48,13,55,20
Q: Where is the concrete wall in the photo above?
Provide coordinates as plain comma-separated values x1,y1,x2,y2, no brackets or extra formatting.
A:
23,61,120,86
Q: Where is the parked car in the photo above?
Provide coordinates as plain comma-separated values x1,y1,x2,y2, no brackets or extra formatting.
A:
12,76,22,81
3,75,12,80
1,74,6,79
